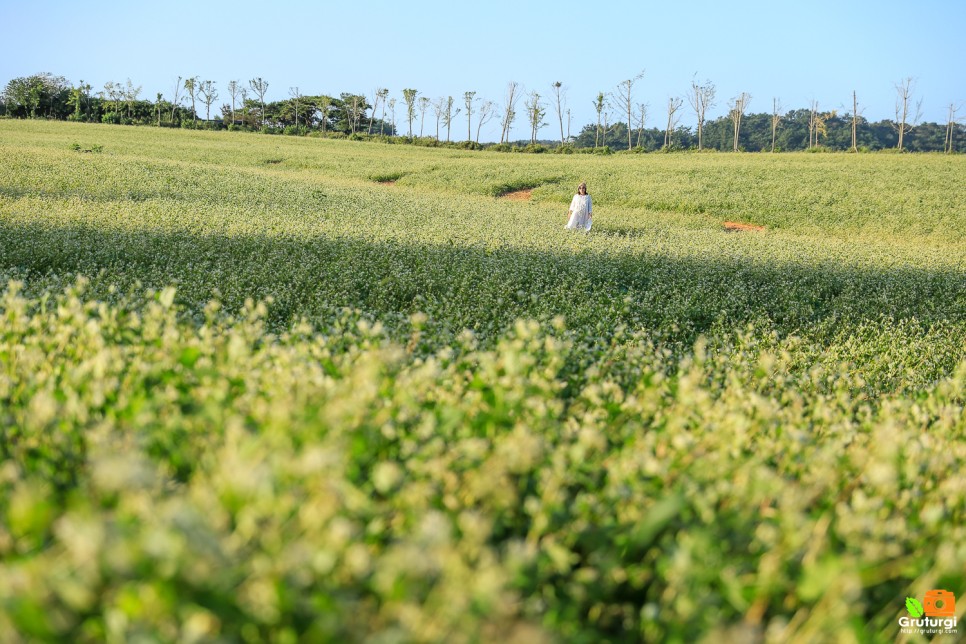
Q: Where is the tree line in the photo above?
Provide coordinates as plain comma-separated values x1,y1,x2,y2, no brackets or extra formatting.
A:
2,72,962,153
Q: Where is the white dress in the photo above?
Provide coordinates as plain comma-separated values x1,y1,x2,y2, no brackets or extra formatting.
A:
565,194,592,231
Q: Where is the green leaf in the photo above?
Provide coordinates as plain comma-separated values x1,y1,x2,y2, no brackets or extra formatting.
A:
178,346,202,368
906,597,924,618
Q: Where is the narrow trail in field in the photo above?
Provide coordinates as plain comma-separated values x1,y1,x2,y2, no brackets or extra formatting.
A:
723,221,765,232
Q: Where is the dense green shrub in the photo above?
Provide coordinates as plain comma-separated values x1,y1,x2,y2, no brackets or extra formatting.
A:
486,143,515,153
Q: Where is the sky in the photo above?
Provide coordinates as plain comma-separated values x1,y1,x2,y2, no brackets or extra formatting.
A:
2,0,964,142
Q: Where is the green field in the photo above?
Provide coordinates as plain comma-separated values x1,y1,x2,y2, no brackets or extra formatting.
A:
1,120,964,642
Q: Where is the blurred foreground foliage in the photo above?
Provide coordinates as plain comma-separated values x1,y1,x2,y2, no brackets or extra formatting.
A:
1,280,963,642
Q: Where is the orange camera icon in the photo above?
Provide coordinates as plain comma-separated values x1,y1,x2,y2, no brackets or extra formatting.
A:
924,589,956,617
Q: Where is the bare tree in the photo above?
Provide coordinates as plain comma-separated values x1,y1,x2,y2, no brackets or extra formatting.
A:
342,93,366,134
123,78,141,118
850,91,863,152
636,102,649,147
602,108,610,148
367,88,379,135
893,77,922,151
945,103,960,154
368,87,386,135
441,96,460,142
402,88,418,136
380,87,389,134
476,100,497,143
75,80,92,121
728,92,751,151
551,81,568,145
816,109,835,147
104,80,123,118
198,80,218,123
664,96,683,149
418,96,430,137
100,81,118,114
155,92,162,127
807,100,819,149
101,80,115,115
432,97,445,140
169,76,183,123
288,87,303,127
355,94,367,133
388,98,397,136
499,81,521,144
184,77,200,126
687,76,715,150
525,91,546,144
806,102,835,149
318,95,333,133
239,88,249,126
368,89,380,135
613,71,645,150
102,81,123,114
249,77,269,127
227,80,241,125
463,91,476,141
771,98,782,152
593,92,606,148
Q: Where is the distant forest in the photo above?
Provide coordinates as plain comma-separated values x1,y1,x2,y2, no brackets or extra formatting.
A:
3,72,962,153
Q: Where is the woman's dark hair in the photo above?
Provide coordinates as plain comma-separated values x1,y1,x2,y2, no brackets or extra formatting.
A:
577,182,589,195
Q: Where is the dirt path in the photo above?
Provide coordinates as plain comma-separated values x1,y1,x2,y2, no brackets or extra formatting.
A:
501,189,533,201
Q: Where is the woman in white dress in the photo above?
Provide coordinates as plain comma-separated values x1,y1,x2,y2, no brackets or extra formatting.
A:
565,182,592,231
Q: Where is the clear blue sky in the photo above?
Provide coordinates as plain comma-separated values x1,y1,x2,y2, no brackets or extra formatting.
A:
2,0,963,142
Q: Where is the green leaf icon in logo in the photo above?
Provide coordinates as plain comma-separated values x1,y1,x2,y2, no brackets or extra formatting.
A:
906,597,924,618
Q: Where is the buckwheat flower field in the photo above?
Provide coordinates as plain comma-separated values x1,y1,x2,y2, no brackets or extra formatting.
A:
1,120,964,642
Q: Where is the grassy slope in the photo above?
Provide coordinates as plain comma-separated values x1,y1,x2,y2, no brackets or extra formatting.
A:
2,121,963,390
